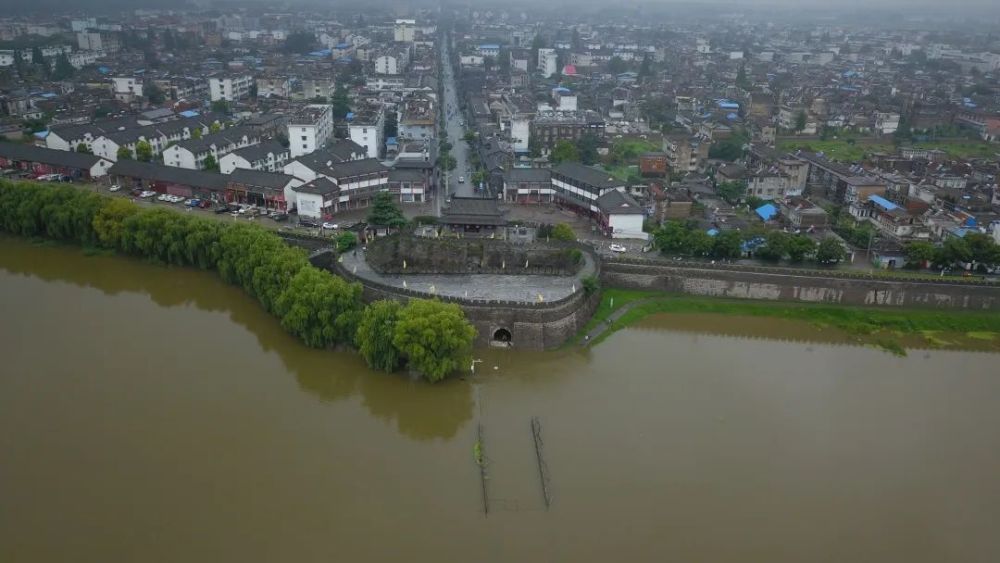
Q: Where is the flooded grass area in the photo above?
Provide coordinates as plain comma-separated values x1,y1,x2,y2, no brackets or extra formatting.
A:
582,289,1000,354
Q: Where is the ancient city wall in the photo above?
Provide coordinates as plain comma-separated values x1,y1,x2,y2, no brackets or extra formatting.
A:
365,235,584,276
311,249,601,350
602,260,1000,310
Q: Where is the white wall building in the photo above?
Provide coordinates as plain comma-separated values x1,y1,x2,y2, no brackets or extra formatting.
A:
219,141,290,174
68,51,101,69
348,110,385,159
300,77,336,100
393,19,415,42
875,112,900,136
209,75,253,102
537,48,557,78
510,115,531,153
375,54,402,75
255,77,290,99
111,76,143,102
288,104,334,158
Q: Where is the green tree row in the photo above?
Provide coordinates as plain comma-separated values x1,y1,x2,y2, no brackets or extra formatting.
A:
0,180,475,382
905,234,1000,271
652,220,845,264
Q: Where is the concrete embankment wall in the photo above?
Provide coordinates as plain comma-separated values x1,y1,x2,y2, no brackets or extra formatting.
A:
602,260,1000,310
311,250,600,350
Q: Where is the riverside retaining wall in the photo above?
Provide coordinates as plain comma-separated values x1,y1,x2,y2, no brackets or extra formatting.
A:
602,260,1000,310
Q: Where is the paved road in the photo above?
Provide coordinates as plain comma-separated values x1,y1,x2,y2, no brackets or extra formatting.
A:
581,298,657,347
440,34,473,199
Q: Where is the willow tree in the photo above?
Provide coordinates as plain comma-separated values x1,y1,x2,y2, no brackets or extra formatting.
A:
392,299,476,383
355,300,403,373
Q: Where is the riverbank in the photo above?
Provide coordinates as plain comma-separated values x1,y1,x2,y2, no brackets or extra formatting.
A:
578,288,1000,354
0,180,476,382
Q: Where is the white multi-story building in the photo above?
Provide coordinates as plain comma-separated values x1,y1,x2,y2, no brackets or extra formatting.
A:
71,18,97,32
537,48,557,78
875,112,900,136
255,77,290,99
41,45,72,57
288,104,334,158
219,141,290,174
510,114,531,154
77,31,119,53
162,126,259,170
68,51,101,69
374,47,409,76
209,74,253,102
111,76,143,102
348,109,385,159
300,77,336,100
393,19,415,42
552,87,577,111
375,54,402,75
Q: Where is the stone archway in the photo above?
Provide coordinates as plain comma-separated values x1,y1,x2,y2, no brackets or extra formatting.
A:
492,327,512,345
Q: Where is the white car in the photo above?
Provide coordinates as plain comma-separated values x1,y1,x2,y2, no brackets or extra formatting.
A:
458,176,465,183
609,244,627,253
322,222,338,230
139,190,156,198
109,184,121,192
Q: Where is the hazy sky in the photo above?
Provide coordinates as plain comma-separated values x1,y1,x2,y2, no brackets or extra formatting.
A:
1,0,998,18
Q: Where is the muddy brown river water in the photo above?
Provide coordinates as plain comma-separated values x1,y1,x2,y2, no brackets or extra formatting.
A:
2,237,999,562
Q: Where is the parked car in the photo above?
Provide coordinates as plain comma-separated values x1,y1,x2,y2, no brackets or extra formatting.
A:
109,185,121,192
214,205,231,214
458,176,465,183
272,213,288,222
157,194,170,202
322,222,338,230
299,220,321,228
609,243,627,253
139,190,156,198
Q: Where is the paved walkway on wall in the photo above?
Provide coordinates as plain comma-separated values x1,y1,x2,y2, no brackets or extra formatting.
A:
581,298,657,347
339,249,596,303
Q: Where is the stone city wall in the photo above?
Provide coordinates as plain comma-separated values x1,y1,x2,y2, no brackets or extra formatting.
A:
311,249,601,350
365,235,584,276
602,260,1000,310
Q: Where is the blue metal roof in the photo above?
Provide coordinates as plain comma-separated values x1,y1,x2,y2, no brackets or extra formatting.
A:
755,203,778,221
479,44,500,49
179,110,199,117
706,228,720,236
869,194,898,212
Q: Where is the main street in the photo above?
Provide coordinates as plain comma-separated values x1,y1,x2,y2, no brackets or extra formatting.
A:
440,33,474,201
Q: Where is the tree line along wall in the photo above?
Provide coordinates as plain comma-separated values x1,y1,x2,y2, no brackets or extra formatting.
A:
601,261,1000,310
365,235,585,276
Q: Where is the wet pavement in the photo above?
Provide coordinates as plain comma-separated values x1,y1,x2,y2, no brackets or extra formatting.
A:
340,247,596,303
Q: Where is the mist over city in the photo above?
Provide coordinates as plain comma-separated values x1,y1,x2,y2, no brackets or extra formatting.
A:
2,2,1000,562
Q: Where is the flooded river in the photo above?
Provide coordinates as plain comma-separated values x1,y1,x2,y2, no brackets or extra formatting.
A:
2,237,999,562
